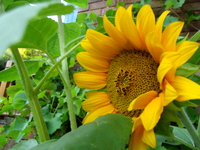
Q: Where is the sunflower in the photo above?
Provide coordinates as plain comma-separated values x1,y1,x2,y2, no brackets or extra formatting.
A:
73,4,200,150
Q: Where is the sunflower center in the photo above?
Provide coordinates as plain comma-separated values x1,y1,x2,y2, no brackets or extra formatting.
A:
107,50,160,117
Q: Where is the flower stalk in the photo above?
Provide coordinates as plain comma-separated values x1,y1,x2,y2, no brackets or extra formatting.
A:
57,14,77,130
177,108,200,148
10,46,50,142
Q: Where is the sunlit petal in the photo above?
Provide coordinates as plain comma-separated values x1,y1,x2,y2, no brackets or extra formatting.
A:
82,92,111,112
142,129,156,148
82,104,116,124
170,76,200,101
76,52,109,72
128,91,157,110
141,96,163,130
162,21,184,52
74,71,107,90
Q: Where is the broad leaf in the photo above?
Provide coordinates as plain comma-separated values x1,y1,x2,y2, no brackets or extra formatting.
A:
172,126,195,146
30,140,57,150
176,63,199,77
189,30,200,42
64,0,88,9
15,18,58,51
0,60,43,82
31,114,132,150
0,2,56,56
0,2,74,56
10,139,38,150
47,113,62,134
106,0,113,6
187,47,200,65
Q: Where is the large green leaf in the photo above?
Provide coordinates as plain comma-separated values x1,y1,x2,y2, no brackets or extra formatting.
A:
0,60,43,82
187,47,200,65
172,126,195,147
47,22,81,57
50,114,132,150
15,18,58,51
30,140,57,150
64,0,88,8
0,2,74,56
31,114,132,150
10,139,38,150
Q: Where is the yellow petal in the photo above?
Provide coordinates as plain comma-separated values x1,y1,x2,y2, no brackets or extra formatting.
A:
161,21,184,52
82,104,116,124
103,15,129,50
175,41,200,67
157,57,173,84
120,10,144,50
128,91,157,110
145,32,164,63
82,92,111,112
73,71,107,90
141,96,163,131
115,6,126,30
156,10,170,40
127,4,133,18
86,29,121,59
163,80,178,106
129,125,148,150
136,5,155,43
76,52,109,72
170,76,200,101
142,129,156,148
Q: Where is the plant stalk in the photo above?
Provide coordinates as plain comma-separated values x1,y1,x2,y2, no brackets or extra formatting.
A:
10,46,50,142
34,42,80,93
57,14,77,130
177,108,200,148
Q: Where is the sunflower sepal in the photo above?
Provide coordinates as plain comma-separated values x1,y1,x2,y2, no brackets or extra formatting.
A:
174,100,198,108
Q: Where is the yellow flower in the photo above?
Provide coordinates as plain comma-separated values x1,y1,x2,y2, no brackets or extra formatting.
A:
73,4,200,150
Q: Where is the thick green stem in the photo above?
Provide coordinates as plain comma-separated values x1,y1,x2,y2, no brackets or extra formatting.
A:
10,46,50,142
177,108,200,148
57,15,77,130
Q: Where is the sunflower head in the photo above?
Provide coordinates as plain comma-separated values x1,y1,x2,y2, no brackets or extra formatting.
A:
74,4,200,150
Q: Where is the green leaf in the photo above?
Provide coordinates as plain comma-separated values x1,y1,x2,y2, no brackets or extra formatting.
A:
77,13,88,23
64,22,81,44
13,116,28,131
49,114,132,150
189,30,200,42
47,33,60,58
187,47,200,65
0,60,42,82
172,126,195,146
0,2,59,56
38,4,74,17
185,107,199,123
106,0,113,7
15,18,58,51
164,0,185,9
10,139,38,150
47,113,62,134
30,139,57,150
176,63,199,77
140,0,152,5
5,1,29,11
64,0,88,9
163,16,179,28
0,133,7,148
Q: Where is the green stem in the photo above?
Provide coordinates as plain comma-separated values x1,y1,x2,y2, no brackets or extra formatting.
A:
57,14,77,130
197,113,200,137
10,46,50,142
177,108,200,148
0,0,4,14
34,42,80,93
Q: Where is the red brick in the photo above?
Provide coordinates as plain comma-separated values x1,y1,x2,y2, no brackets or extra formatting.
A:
117,0,140,4
90,1,116,10
89,0,102,3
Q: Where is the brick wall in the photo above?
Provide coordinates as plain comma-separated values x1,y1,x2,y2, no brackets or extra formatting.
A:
78,0,200,37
